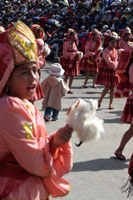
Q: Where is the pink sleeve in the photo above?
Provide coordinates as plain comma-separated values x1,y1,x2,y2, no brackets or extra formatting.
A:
48,132,73,177
0,97,52,177
103,49,117,69
129,63,133,84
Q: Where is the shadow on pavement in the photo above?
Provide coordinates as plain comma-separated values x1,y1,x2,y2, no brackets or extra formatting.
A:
103,118,122,124
71,157,129,172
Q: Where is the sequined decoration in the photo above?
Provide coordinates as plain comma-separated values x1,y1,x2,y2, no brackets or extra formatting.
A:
23,123,33,140
8,20,38,64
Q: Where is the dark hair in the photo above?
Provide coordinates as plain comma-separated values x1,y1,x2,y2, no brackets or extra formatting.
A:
70,31,76,37
108,36,117,42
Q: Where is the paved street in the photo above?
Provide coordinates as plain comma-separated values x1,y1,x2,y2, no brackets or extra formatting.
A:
35,61,132,200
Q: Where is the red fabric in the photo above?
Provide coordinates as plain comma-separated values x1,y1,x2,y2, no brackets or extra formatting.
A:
80,56,99,73
96,57,118,87
0,178,16,198
39,17,47,26
96,67,118,87
0,63,7,81
120,94,133,124
114,49,132,98
0,154,32,198
60,56,80,76
116,50,132,74
0,153,31,180
114,79,131,98
128,154,133,176
0,28,13,80
80,38,87,54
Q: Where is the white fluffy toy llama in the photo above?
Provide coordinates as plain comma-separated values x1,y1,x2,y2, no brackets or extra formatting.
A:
66,98,104,146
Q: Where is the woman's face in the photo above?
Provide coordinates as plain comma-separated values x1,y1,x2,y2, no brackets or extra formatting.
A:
108,40,116,49
7,63,39,101
124,33,130,42
70,32,76,41
93,33,99,41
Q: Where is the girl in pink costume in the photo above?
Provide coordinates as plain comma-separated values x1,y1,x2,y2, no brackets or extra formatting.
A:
96,37,118,109
0,21,73,200
114,53,133,160
31,24,48,70
60,28,82,94
80,29,102,88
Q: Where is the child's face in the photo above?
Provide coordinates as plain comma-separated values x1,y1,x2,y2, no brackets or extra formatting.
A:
7,63,39,101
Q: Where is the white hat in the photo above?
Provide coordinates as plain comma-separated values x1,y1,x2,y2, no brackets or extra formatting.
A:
103,25,108,29
49,63,64,76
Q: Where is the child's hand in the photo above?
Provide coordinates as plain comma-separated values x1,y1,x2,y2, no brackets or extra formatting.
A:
54,124,73,146
50,125,73,154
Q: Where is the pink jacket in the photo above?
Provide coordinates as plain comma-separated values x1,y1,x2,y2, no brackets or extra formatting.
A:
0,96,73,200
118,39,133,51
62,40,78,60
84,39,101,58
102,47,118,70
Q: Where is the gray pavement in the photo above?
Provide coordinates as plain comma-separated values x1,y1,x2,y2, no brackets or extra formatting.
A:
35,61,132,200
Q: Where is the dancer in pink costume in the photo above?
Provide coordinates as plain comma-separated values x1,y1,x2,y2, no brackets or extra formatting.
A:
114,27,133,98
80,29,102,88
96,36,118,109
60,28,83,94
0,21,73,200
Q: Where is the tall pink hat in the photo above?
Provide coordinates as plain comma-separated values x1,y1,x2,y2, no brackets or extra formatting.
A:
0,20,38,94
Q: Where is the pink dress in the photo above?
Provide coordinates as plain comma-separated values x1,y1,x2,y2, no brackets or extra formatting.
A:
120,63,133,124
80,39,101,73
114,39,133,98
0,96,73,200
60,40,80,76
96,47,118,87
